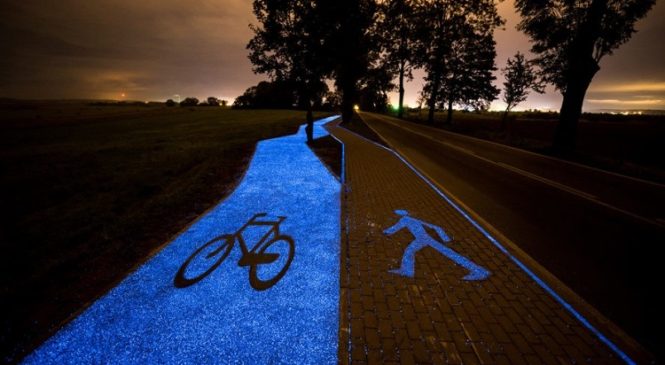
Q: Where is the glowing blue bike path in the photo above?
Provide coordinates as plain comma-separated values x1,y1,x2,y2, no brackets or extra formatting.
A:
23,116,341,364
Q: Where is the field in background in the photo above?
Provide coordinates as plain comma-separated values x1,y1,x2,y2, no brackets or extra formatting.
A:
401,109,665,183
0,101,329,361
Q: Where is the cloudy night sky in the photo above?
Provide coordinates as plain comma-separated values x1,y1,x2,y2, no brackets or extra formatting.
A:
2,0,664,111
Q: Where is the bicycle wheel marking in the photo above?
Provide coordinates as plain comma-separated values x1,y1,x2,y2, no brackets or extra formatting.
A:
173,234,234,288
175,213,296,291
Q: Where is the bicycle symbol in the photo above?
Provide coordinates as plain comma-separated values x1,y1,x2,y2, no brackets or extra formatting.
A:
174,213,295,291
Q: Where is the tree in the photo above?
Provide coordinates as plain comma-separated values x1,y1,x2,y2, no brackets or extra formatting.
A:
248,0,329,142
515,0,655,152
207,97,220,106
416,0,503,124
321,91,342,111
232,80,297,109
180,97,199,107
439,30,500,124
318,0,378,123
500,52,544,129
377,0,418,118
358,65,395,112
165,99,177,107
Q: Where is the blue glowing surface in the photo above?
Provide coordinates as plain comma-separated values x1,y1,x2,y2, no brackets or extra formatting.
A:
23,116,341,364
384,209,490,280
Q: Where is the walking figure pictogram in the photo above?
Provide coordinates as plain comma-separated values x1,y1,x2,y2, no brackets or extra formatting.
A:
384,209,490,281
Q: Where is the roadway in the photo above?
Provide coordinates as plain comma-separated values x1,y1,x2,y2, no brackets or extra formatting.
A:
359,111,665,358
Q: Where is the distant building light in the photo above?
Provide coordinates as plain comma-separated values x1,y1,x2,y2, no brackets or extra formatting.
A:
353,104,360,111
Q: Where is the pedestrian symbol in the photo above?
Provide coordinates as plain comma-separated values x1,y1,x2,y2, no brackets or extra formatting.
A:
384,209,490,281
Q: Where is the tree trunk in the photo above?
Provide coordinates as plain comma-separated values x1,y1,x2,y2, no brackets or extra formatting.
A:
554,59,599,153
427,98,436,124
398,62,405,119
445,99,453,125
427,72,440,125
305,104,314,143
342,99,354,124
340,80,356,124
501,108,509,131
554,0,605,153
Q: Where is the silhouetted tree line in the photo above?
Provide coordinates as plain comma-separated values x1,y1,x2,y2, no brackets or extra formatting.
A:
165,97,228,107
244,0,654,149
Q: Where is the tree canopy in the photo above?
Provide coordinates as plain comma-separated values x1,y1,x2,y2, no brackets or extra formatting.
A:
416,0,504,124
377,0,418,118
233,80,300,109
247,0,330,141
501,52,544,127
317,0,379,122
516,0,655,151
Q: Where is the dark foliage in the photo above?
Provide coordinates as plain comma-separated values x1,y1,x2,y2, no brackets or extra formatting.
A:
516,0,656,151
501,52,544,128
248,0,330,141
415,0,504,124
207,97,220,106
359,66,394,112
376,0,418,118
317,0,379,122
180,97,199,107
233,80,298,109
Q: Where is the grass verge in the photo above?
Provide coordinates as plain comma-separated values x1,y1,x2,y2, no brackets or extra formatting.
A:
308,135,342,179
397,109,665,183
340,112,389,147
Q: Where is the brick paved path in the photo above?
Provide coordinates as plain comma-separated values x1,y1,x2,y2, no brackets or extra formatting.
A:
329,123,635,365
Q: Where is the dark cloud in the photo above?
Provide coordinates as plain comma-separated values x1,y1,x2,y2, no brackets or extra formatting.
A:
0,0,261,101
1,0,663,110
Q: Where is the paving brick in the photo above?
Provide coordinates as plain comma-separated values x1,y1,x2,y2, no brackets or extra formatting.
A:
366,350,382,365
469,341,494,365
406,321,421,341
441,341,463,364
380,339,400,361
411,340,430,363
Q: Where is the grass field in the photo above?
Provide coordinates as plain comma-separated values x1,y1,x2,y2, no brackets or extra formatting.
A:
400,109,665,183
0,101,329,362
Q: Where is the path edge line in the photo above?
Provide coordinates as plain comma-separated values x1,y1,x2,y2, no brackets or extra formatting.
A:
326,122,352,365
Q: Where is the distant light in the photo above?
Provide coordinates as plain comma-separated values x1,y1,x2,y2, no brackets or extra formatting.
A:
391,104,399,111
353,104,360,111
121,93,126,98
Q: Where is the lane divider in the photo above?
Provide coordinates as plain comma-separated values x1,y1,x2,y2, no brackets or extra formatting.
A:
325,123,352,365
